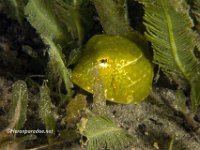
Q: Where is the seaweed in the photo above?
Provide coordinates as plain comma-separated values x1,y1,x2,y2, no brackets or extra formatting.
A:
39,82,56,143
78,115,133,150
137,0,200,113
92,0,131,35
8,80,28,130
0,80,36,149
1,0,200,149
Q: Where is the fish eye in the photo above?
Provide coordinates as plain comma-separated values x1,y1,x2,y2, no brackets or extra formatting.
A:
99,58,108,63
98,58,109,68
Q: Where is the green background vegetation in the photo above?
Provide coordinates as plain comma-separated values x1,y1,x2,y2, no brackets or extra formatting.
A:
0,0,200,150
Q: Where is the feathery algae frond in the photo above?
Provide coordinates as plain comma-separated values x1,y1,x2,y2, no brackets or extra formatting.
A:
192,0,200,28
9,80,28,130
25,0,69,46
44,37,73,95
55,0,93,46
25,0,73,96
192,0,200,52
137,0,200,112
138,0,199,79
39,82,56,143
92,0,131,35
79,116,133,150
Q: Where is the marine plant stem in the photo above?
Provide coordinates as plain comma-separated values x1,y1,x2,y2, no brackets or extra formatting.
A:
93,0,132,35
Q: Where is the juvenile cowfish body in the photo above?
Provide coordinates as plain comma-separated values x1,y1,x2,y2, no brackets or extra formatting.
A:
72,34,153,104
